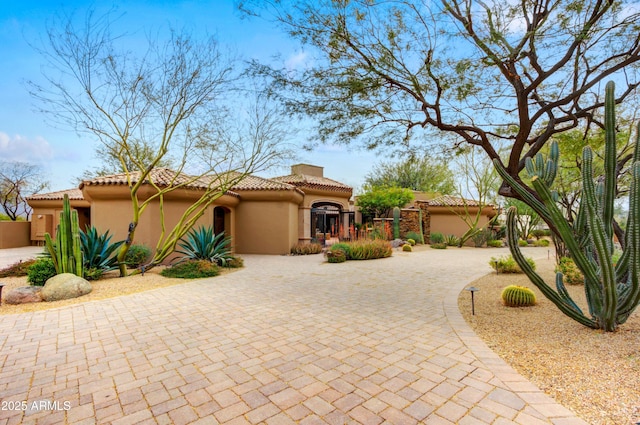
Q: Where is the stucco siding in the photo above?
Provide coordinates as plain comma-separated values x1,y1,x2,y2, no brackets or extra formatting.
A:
234,201,298,254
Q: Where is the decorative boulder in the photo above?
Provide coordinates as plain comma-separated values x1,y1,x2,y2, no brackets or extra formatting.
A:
41,273,92,302
390,239,406,248
5,286,43,305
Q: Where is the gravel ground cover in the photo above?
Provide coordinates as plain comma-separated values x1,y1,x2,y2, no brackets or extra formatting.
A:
459,257,640,425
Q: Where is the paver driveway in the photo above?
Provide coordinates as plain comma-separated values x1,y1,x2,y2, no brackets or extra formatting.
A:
0,247,587,424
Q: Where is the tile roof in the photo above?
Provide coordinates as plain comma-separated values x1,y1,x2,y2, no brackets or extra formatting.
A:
27,188,84,201
271,174,352,193
428,195,489,208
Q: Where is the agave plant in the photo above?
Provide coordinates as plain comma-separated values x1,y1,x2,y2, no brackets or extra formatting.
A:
80,226,124,277
175,226,233,266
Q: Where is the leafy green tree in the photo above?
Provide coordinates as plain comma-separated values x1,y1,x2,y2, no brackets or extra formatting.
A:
364,157,455,194
503,198,541,240
356,186,414,219
241,0,640,202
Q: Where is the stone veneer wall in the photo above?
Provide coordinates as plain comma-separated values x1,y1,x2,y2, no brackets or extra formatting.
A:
399,209,421,239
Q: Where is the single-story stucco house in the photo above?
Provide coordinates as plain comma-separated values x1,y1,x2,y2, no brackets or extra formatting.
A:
27,164,353,255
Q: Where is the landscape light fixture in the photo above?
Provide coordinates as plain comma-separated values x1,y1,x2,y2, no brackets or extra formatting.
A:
465,286,479,315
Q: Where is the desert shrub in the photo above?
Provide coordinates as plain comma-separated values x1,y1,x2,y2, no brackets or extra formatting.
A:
402,244,412,252
405,231,424,244
487,240,503,248
83,267,104,281
430,243,447,249
490,255,536,273
556,257,583,285
430,232,444,244
160,260,219,279
222,256,244,268
444,234,460,247
501,285,537,307
531,229,551,239
518,239,529,247
291,242,323,255
330,243,352,258
125,244,152,268
406,238,416,246
534,239,550,247
347,239,392,260
472,228,493,247
0,258,37,277
27,258,57,286
326,249,347,263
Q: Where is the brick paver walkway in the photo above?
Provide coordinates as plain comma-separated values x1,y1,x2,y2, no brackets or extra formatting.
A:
0,247,588,424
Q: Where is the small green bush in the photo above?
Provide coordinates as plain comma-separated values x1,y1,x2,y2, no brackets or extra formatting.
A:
402,244,412,252
518,239,529,247
125,244,152,268
531,229,551,239
347,239,392,260
444,234,460,247
556,257,583,285
330,243,351,258
291,242,323,255
430,232,444,244
160,260,219,279
430,242,447,249
84,267,104,281
487,240,503,248
490,255,536,273
405,231,424,244
27,258,57,286
406,238,416,246
222,256,244,268
534,239,550,247
0,258,37,277
326,249,347,263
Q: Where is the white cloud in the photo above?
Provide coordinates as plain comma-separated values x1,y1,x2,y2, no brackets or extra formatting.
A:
0,132,54,163
285,51,311,72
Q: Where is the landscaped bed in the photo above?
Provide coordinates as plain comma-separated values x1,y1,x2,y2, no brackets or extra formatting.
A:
459,259,640,425
0,267,238,315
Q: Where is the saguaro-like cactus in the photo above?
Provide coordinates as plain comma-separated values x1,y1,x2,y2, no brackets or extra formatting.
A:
494,81,640,331
393,207,401,239
44,194,84,277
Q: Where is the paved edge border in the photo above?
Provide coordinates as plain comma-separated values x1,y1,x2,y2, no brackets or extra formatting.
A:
443,272,590,424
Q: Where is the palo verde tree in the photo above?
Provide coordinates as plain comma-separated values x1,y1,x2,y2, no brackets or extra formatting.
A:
241,0,640,235
30,11,288,275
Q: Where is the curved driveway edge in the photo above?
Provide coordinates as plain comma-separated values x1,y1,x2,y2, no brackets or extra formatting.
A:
0,247,588,424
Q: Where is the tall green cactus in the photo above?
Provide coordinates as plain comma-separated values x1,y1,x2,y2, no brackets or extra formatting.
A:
393,207,401,239
494,81,640,331
44,194,84,277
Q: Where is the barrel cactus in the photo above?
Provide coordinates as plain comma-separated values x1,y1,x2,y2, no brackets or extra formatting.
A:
501,285,536,307
494,81,640,331
402,243,412,252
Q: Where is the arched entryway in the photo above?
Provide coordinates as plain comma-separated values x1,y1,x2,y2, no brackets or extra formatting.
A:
311,202,344,243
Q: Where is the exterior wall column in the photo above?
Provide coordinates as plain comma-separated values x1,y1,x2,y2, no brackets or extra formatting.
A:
299,206,312,243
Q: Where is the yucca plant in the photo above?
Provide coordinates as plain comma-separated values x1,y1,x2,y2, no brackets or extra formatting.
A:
80,226,124,277
494,81,640,331
175,226,233,266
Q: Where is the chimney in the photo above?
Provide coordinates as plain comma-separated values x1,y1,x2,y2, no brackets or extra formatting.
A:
291,164,324,177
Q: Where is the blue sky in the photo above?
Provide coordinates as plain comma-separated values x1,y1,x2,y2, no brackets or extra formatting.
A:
0,0,378,193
